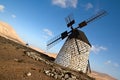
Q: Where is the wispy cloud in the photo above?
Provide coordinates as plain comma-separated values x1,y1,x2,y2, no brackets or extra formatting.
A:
11,14,16,18
105,60,111,64
105,60,119,67
43,35,48,39
43,28,53,37
0,5,5,12
85,3,93,10
52,0,78,8
114,63,119,67
91,45,107,54
0,5,16,19
81,2,93,10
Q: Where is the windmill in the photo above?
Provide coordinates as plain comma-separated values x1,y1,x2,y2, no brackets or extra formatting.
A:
47,10,107,73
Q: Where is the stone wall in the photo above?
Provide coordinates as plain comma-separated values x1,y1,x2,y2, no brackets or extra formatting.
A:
55,38,91,73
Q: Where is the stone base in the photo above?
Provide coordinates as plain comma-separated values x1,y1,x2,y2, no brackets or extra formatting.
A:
55,38,91,73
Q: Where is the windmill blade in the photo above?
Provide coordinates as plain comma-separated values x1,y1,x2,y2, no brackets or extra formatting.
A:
47,34,62,49
77,10,107,29
86,10,107,23
47,31,69,49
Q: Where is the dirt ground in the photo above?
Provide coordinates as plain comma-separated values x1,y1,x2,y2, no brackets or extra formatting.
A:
0,36,56,80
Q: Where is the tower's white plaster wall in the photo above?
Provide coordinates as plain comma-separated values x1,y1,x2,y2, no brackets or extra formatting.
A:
55,38,91,73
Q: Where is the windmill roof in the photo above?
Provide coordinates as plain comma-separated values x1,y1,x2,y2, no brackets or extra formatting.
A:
68,29,91,47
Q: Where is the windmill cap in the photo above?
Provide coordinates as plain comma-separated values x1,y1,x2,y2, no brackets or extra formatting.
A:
68,29,91,47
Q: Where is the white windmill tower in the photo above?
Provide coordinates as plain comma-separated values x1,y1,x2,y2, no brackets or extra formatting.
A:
47,10,107,73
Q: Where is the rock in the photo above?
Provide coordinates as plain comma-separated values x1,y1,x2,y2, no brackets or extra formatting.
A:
54,74,58,79
67,78,76,80
44,70,51,76
44,70,50,74
64,73,69,79
51,68,55,72
50,73,54,77
57,74,63,79
44,68,78,80
26,72,31,77
71,75,77,79
25,51,46,62
14,58,23,63
61,78,65,80
14,58,19,62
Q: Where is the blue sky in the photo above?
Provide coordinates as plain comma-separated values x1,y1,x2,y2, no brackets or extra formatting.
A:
0,0,120,79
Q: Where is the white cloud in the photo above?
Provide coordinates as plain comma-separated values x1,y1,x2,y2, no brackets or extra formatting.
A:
0,5,5,12
43,28,53,37
81,2,93,10
105,60,119,68
91,45,107,54
85,3,93,10
52,0,78,8
11,14,16,18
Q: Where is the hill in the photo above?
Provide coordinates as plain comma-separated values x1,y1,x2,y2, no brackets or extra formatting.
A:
0,21,24,43
0,36,95,80
89,71,117,80
0,21,116,80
